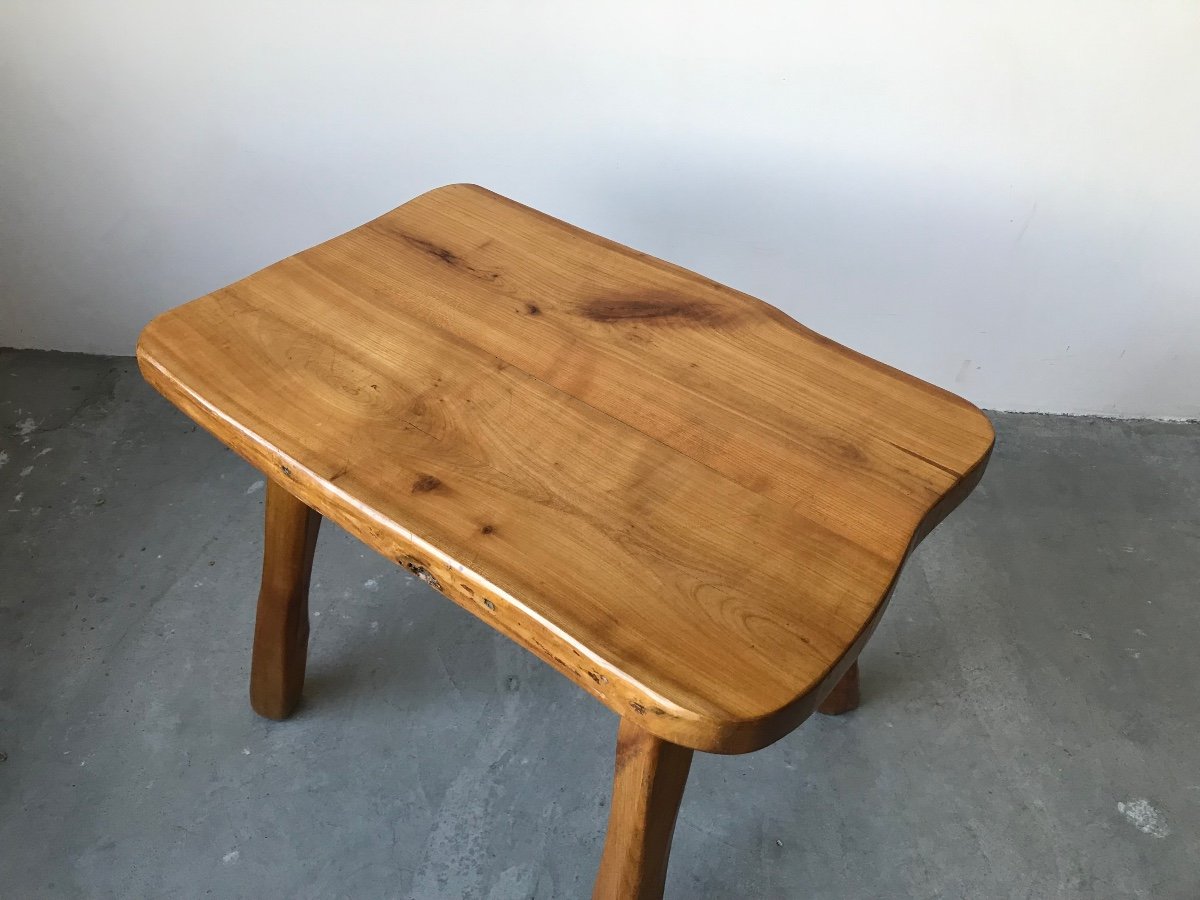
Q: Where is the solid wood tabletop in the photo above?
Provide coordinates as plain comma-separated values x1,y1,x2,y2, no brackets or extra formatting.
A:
138,184,993,753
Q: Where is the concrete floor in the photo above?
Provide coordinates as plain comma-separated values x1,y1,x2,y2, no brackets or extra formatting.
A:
1,348,1197,899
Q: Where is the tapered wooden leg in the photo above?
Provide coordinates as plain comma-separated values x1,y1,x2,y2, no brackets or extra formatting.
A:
817,660,860,715
593,717,693,900
249,478,322,720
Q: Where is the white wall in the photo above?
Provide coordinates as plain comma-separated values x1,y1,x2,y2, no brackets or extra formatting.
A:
2,1,1198,418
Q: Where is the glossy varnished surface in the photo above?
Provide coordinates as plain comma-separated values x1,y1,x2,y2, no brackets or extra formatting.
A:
137,184,993,753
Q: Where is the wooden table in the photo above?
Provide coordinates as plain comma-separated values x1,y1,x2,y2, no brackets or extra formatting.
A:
138,184,993,898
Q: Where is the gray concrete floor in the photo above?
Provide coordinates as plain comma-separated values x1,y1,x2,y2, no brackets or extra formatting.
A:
1,348,1197,899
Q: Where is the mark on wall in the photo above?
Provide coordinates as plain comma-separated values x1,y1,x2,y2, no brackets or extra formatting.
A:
1013,201,1039,245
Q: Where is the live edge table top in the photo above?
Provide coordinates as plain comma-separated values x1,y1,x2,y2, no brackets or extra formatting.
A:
138,184,994,754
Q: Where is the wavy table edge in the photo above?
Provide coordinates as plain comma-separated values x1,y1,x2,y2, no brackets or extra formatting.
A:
137,285,994,757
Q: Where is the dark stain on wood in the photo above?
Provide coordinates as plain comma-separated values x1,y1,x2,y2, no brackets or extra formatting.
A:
480,523,496,535
400,233,462,266
828,438,868,466
390,229,502,282
579,292,731,327
526,303,541,316
412,473,442,493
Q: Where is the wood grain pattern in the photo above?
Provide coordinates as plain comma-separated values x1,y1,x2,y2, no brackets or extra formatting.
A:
593,719,693,900
137,183,993,753
249,478,321,719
